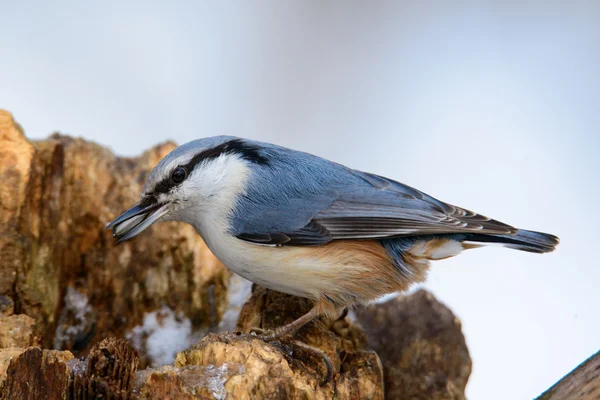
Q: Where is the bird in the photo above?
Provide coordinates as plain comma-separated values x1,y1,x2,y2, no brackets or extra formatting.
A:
107,136,558,379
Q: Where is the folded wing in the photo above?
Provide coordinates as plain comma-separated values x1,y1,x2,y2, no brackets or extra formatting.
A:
235,170,517,246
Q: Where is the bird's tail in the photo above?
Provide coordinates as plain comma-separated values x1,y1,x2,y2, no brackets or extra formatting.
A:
463,229,559,254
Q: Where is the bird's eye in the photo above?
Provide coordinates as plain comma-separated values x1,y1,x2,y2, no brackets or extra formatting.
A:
171,167,187,184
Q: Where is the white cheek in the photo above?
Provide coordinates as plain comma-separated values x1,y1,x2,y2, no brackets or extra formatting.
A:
175,155,250,226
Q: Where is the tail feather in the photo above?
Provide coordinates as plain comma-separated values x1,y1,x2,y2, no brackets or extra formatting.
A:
464,229,559,254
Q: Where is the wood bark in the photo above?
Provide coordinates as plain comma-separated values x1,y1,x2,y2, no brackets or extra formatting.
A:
0,109,476,399
538,350,600,400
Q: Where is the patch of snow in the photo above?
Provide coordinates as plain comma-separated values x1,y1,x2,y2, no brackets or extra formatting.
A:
181,363,246,400
67,357,88,376
127,306,193,366
54,286,95,350
205,364,235,400
217,274,252,332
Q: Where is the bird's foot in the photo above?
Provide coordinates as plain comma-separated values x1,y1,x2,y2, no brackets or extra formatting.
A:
248,326,291,341
248,327,333,385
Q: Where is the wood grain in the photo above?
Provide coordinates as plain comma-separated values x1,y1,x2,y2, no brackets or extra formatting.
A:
538,350,600,400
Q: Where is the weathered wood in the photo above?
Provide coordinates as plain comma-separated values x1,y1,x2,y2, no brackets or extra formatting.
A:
156,286,385,400
356,290,472,400
70,337,139,399
0,109,476,399
537,350,600,400
1,347,73,400
0,109,229,367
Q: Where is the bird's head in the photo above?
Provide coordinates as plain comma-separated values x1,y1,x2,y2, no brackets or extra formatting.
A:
106,136,269,242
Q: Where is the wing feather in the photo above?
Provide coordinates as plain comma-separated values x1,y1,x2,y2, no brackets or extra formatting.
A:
231,150,517,246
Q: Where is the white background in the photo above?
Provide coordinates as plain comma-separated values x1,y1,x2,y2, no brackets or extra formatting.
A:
2,2,599,398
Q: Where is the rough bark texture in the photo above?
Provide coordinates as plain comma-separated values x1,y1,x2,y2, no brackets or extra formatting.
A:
1,347,74,399
355,290,472,400
0,287,477,399
0,109,229,366
0,314,40,348
0,284,477,400
1,290,386,399
69,337,139,399
537,350,600,400
163,287,384,399
0,348,26,388
0,109,478,398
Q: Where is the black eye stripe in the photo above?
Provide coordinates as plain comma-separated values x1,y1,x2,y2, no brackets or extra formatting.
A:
150,139,269,195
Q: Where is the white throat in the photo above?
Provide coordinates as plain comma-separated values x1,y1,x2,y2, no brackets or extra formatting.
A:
176,154,250,242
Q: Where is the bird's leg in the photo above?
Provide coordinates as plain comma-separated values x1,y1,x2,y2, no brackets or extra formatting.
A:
251,305,321,340
250,305,333,385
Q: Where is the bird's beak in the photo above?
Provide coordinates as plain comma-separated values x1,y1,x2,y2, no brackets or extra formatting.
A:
105,200,170,243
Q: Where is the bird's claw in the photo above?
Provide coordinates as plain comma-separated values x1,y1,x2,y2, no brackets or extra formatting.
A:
248,327,291,341
246,327,333,385
249,326,266,336
289,339,333,386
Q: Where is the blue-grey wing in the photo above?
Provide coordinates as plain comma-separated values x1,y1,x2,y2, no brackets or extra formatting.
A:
312,171,516,241
229,143,516,246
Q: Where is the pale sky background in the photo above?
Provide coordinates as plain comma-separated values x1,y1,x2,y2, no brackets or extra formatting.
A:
2,2,599,398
